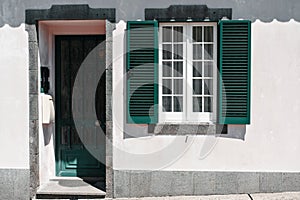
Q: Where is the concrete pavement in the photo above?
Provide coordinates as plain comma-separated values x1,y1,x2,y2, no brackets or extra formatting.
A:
107,192,300,200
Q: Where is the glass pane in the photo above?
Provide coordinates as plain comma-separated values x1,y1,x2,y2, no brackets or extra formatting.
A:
173,96,183,112
162,26,172,42
193,62,202,77
204,27,213,42
163,96,172,112
174,79,183,94
162,61,172,77
174,62,183,77
193,26,202,42
173,26,183,42
193,44,202,60
204,44,213,60
163,44,172,60
204,79,213,95
174,44,183,59
204,62,213,77
163,79,172,94
204,97,212,112
193,97,202,112
193,79,202,95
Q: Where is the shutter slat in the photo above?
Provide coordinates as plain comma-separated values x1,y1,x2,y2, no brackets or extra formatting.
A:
127,21,158,124
218,20,251,124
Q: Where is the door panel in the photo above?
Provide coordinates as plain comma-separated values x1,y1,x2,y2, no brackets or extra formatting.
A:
55,35,106,177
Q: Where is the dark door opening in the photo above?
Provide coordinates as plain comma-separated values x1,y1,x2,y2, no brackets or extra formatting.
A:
55,35,106,178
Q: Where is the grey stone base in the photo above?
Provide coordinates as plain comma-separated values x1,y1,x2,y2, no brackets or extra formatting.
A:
0,168,29,199
114,170,300,198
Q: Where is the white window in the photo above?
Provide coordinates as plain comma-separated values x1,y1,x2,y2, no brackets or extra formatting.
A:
159,23,217,123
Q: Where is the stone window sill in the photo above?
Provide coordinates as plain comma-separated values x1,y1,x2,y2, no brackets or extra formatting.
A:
148,123,227,135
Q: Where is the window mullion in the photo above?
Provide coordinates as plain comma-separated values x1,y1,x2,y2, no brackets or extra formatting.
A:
202,25,205,113
185,24,192,121
184,24,188,121
159,26,162,120
212,25,218,122
171,26,174,112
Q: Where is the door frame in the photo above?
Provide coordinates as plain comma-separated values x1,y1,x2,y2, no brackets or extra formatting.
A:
26,5,115,198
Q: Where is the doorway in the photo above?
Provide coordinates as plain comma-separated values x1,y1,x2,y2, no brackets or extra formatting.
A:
55,35,106,177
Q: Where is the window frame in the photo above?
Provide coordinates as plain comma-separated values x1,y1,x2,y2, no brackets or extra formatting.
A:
158,22,218,123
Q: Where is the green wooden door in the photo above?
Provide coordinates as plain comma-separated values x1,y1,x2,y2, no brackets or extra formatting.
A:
55,35,106,177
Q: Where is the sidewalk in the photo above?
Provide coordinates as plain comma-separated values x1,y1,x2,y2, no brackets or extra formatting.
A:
108,192,300,200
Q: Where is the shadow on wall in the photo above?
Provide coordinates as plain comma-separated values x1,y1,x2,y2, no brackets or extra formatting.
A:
220,125,246,140
2,0,300,27
42,125,53,145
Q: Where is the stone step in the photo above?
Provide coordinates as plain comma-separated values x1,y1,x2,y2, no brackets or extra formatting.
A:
35,196,105,199
36,177,106,199
35,195,105,199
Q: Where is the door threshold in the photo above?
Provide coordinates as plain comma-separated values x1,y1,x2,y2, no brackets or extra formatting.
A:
50,176,105,181
36,177,106,199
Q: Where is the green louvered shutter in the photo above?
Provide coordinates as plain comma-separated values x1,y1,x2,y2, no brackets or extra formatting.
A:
218,20,251,124
127,21,158,124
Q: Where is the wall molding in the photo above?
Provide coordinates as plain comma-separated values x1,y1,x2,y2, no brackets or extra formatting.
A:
0,169,29,199
145,5,232,22
114,170,300,198
26,4,115,25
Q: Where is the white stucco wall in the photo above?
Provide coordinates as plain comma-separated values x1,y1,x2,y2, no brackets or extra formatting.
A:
113,19,300,172
0,19,298,173
0,24,29,169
